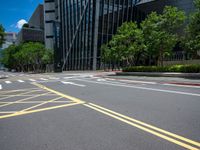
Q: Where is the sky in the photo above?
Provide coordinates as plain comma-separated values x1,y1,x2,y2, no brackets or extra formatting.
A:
0,0,43,33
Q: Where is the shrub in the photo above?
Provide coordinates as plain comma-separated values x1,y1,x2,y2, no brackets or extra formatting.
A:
123,65,200,73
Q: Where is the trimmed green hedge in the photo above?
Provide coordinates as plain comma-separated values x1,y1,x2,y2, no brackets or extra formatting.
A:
123,65,200,73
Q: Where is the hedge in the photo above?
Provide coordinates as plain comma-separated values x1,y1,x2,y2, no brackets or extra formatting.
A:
123,65,200,73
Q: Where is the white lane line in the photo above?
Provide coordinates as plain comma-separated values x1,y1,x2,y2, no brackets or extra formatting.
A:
76,79,200,97
105,78,116,81
0,84,2,90
119,79,157,85
18,80,25,83
49,77,60,80
40,78,48,81
61,81,86,87
5,81,12,84
97,79,106,82
163,83,200,89
29,79,36,82
64,77,76,79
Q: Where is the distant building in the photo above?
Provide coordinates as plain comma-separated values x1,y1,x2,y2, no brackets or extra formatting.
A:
1,32,17,49
17,4,44,44
44,0,195,71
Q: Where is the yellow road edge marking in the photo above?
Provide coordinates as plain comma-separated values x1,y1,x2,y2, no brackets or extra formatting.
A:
32,82,85,104
0,92,51,108
88,103,200,148
20,97,63,112
84,104,199,150
0,102,81,119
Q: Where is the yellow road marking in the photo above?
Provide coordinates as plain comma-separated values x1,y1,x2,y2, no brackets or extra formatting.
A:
0,89,42,101
0,111,17,114
0,88,42,94
0,102,81,119
20,97,63,112
0,94,57,97
84,104,199,150
0,101,72,104
0,92,51,108
88,103,200,148
32,83,85,104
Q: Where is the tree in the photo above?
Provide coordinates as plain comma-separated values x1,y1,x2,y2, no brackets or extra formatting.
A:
0,45,20,70
141,6,186,66
0,42,54,72
101,22,146,68
184,0,200,58
22,23,29,28
0,24,5,47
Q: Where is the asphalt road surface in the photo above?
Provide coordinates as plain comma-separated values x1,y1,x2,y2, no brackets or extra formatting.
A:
0,71,200,150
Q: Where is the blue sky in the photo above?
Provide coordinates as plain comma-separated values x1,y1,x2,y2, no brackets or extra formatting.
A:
0,0,43,33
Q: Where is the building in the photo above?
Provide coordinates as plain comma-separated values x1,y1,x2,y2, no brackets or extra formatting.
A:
44,0,195,71
44,0,56,50
17,4,44,44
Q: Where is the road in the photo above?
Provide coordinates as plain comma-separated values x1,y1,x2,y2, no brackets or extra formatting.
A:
0,71,200,150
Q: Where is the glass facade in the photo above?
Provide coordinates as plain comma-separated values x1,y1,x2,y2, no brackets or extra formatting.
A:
53,0,194,71
55,0,145,70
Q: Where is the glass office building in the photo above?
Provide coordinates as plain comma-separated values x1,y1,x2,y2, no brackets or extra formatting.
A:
46,0,194,71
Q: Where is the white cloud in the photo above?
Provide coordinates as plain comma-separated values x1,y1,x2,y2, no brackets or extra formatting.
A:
16,19,27,29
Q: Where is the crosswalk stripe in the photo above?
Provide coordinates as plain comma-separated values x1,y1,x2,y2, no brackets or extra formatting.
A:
0,84,2,90
5,81,12,84
18,80,25,83
29,79,36,81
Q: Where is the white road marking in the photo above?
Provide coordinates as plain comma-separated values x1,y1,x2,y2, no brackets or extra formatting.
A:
97,79,106,82
61,81,86,87
29,79,36,82
64,76,76,79
18,80,25,83
49,77,60,80
40,78,48,81
5,81,12,84
76,79,200,97
105,78,116,81
163,83,200,89
119,79,157,85
0,84,2,90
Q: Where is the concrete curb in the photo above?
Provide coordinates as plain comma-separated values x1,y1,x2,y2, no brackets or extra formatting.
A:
116,72,200,79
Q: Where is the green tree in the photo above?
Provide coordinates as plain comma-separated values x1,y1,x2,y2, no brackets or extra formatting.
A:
0,24,5,47
0,42,54,72
101,22,146,68
141,6,186,66
184,0,200,58
0,45,20,70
